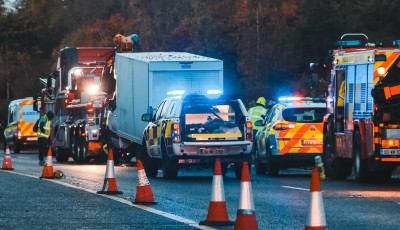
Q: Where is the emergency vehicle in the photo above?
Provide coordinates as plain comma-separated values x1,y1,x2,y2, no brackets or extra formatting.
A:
319,33,400,182
253,97,325,176
4,97,40,153
140,93,253,179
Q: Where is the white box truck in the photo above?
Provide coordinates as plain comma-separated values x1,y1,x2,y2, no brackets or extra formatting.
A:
106,52,224,161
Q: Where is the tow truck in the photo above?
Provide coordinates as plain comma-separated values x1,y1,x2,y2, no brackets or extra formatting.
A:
36,34,139,162
317,33,400,181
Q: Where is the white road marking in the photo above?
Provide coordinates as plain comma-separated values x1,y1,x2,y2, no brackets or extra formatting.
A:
281,185,309,191
2,170,216,230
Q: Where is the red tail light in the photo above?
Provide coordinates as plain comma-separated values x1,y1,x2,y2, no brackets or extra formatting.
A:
172,123,181,143
246,121,253,142
273,123,296,130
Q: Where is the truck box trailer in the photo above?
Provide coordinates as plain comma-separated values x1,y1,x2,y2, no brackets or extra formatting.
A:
106,52,224,157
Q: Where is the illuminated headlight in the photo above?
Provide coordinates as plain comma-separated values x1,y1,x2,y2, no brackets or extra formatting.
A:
377,67,386,75
88,85,99,94
207,90,223,95
73,69,82,76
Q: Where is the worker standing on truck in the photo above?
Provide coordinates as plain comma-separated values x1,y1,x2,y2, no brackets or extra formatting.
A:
37,111,54,165
248,97,267,135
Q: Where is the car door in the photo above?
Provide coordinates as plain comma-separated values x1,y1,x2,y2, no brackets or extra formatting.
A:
260,105,281,154
258,105,278,154
146,100,166,157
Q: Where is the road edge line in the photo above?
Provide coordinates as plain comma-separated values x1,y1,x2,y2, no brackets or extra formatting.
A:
1,170,216,230
281,185,309,191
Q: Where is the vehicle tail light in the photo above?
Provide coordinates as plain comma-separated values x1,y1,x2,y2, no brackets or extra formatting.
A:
246,121,253,142
88,117,95,122
382,139,400,148
172,123,181,143
17,122,22,139
383,113,390,121
273,123,296,130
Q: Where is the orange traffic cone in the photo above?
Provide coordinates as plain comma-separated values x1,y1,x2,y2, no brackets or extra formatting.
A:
234,162,258,230
1,146,14,170
97,149,123,194
134,159,156,204
200,159,234,226
40,148,55,178
305,168,327,230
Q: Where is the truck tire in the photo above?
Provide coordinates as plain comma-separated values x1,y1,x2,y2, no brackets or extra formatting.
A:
253,145,267,175
76,129,83,163
323,134,352,179
139,142,158,178
71,128,78,162
234,155,252,179
55,147,69,162
353,130,369,182
161,140,178,179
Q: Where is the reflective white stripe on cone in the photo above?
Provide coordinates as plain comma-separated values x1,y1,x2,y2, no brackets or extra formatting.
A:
1,146,14,170
305,168,326,230
134,159,156,204
200,159,234,226
97,149,122,194
41,148,54,178
234,162,258,230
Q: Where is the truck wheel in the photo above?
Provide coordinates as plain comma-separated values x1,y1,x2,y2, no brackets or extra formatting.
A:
14,144,21,153
234,155,252,179
76,129,83,163
55,147,69,162
161,140,178,179
71,129,78,162
139,143,158,178
112,147,122,165
81,138,88,163
353,130,369,182
254,145,267,175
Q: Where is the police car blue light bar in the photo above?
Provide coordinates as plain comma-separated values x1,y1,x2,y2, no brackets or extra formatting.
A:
207,90,223,95
167,90,185,95
278,97,325,102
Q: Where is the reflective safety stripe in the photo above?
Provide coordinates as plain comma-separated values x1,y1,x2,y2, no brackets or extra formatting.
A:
37,115,51,139
248,106,267,130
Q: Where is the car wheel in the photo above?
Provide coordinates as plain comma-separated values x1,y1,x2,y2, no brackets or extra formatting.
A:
254,145,267,175
234,155,252,179
353,130,369,182
161,140,178,179
55,147,69,162
140,141,158,178
265,145,279,176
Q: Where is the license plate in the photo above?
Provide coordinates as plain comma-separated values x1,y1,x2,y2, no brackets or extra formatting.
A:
200,149,225,155
27,137,38,141
302,140,323,145
380,149,400,155
93,101,102,108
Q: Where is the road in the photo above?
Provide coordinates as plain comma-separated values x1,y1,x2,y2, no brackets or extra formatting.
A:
1,149,400,229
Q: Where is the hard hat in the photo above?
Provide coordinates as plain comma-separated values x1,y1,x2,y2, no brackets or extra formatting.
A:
54,170,65,179
256,97,266,106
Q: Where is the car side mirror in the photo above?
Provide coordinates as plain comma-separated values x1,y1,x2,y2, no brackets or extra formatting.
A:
141,113,154,122
254,120,264,127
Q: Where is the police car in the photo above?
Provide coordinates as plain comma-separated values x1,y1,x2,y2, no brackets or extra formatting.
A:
140,93,253,179
253,97,326,175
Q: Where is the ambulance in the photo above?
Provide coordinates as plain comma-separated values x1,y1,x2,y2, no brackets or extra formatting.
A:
4,97,40,153
253,97,326,176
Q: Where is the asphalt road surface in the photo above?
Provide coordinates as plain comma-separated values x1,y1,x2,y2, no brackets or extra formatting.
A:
1,148,400,230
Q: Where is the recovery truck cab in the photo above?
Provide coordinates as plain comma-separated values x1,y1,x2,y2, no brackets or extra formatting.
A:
319,33,400,181
4,97,40,153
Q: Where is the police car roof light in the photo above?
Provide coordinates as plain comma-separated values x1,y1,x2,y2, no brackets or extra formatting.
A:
207,90,223,95
278,97,325,102
167,90,185,95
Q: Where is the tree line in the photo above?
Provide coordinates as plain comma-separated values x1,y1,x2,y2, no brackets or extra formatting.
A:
1,0,400,121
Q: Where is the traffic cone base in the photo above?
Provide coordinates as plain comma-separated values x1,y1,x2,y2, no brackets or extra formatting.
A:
200,202,234,226
40,165,54,178
234,211,258,230
134,184,156,204
2,146,14,170
97,178,123,194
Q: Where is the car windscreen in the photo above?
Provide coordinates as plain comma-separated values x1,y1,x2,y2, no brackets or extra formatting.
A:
182,101,241,135
282,107,325,123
